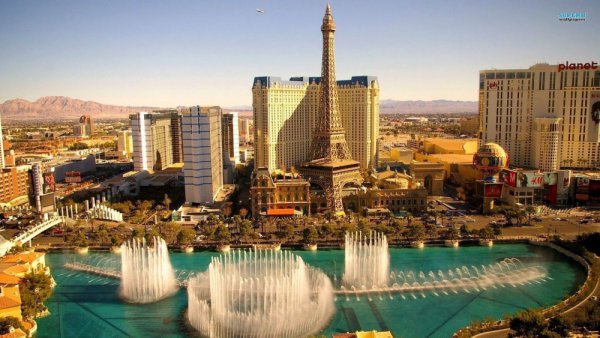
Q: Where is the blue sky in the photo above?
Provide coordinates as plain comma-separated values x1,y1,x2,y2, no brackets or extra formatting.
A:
1,0,599,107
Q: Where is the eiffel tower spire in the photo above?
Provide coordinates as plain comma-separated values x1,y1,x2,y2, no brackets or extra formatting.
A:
309,4,353,162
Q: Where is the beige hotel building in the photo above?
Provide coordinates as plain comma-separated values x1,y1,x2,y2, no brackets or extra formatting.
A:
252,76,379,172
479,63,600,171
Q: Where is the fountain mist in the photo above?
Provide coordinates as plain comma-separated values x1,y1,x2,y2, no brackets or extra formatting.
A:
187,249,335,338
343,231,390,289
120,237,177,303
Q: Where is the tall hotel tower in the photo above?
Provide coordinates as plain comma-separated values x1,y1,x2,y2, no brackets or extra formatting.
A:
479,63,600,171
252,10,379,173
130,112,175,171
182,106,223,204
222,112,240,164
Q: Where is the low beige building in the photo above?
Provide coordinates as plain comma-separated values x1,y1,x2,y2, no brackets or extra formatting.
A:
250,168,310,217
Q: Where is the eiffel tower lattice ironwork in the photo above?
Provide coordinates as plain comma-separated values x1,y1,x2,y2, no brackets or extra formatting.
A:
309,4,353,162
302,4,363,214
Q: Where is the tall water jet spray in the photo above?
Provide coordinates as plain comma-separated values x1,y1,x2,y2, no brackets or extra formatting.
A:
187,249,335,338
120,237,177,303
343,231,390,289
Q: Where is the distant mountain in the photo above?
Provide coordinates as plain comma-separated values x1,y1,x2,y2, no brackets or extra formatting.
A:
0,96,162,120
380,99,477,114
0,96,476,120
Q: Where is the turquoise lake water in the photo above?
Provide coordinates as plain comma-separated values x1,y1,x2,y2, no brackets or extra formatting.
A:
36,244,586,338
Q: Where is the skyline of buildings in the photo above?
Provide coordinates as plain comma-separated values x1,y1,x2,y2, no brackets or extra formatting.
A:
479,63,600,172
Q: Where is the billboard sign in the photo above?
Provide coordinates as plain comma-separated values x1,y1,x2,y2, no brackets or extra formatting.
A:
577,176,590,187
556,170,571,194
543,172,558,186
501,170,543,187
65,171,82,184
589,179,600,202
484,183,503,198
589,91,600,142
43,172,55,193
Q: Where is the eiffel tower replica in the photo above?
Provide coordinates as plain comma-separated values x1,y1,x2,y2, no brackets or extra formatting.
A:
301,4,363,214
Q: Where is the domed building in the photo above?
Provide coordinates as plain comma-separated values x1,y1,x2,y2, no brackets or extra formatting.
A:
472,143,508,180
472,143,509,212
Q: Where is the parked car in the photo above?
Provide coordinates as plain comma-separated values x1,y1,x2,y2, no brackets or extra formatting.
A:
50,227,64,236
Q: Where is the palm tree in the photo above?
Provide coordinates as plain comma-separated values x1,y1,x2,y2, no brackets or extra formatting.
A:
162,194,171,212
525,205,536,225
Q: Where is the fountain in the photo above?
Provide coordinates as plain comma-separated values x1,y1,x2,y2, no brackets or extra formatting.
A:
187,249,335,338
343,231,389,289
337,258,547,297
120,237,177,303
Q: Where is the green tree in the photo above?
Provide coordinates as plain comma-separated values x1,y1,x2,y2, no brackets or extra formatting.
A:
0,316,28,335
444,227,459,240
214,225,231,244
405,223,426,241
162,194,172,212
525,205,536,225
357,218,370,234
176,228,196,246
479,226,496,239
110,233,124,246
509,309,546,337
19,271,53,319
425,223,438,239
302,226,318,245
96,229,110,246
131,226,145,239
68,142,89,150
65,231,88,247
546,317,571,337
319,223,334,240
144,228,162,242
278,223,295,243
161,222,182,244
238,219,252,242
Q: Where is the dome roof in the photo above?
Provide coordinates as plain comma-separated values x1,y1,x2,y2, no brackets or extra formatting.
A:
473,143,508,172
476,143,507,158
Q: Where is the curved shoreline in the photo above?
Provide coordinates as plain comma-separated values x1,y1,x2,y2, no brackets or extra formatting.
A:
454,239,597,338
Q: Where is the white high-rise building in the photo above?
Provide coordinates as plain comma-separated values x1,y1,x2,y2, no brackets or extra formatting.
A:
130,112,174,171
182,106,223,204
222,112,240,164
479,62,600,171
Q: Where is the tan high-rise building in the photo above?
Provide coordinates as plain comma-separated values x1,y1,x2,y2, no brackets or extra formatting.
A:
479,63,600,171
252,77,379,172
222,112,240,164
117,130,133,160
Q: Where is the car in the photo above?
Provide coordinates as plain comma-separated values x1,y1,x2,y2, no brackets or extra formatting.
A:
532,217,542,222
579,219,589,224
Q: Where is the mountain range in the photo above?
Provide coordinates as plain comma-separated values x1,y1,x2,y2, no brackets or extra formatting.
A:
380,99,477,114
0,96,477,120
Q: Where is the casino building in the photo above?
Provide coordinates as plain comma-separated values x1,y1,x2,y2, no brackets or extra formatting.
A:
479,63,600,172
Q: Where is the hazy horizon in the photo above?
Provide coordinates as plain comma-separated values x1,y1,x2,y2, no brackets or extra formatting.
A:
1,0,599,107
